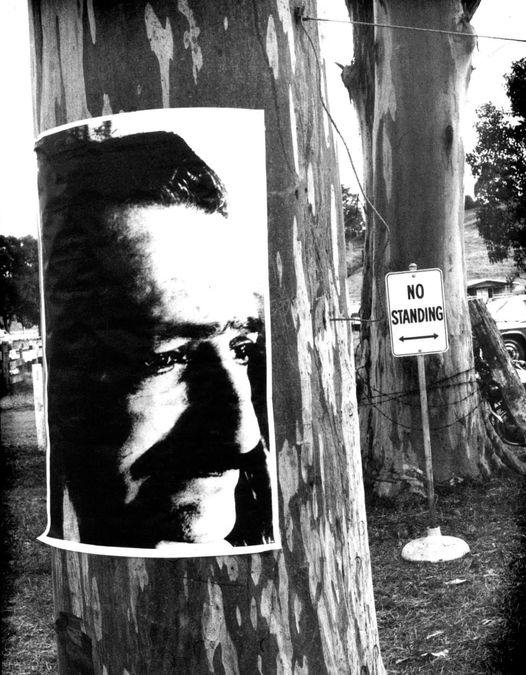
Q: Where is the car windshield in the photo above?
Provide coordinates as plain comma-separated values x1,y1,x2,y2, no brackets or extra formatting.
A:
487,295,526,323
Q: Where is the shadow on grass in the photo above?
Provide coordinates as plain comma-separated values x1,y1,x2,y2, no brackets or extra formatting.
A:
486,476,526,673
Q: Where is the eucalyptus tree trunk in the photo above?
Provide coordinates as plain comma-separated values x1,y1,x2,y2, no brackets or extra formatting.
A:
343,0,507,496
29,1,384,673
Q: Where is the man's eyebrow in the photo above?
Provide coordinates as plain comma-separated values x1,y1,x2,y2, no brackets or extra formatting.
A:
155,317,263,341
155,322,221,340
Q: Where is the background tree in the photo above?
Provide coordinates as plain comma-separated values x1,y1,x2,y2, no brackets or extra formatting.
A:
342,0,520,497
29,1,384,673
464,194,477,210
0,235,40,331
467,57,526,270
342,187,365,241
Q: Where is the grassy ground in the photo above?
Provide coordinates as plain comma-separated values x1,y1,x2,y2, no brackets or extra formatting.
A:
347,209,526,670
367,477,526,673
2,384,526,673
346,236,365,309
1,384,56,674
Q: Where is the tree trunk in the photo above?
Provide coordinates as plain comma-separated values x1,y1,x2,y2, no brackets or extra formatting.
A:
29,1,384,673
343,0,500,496
469,298,526,462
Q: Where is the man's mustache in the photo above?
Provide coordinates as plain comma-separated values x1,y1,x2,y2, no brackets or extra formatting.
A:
129,422,265,480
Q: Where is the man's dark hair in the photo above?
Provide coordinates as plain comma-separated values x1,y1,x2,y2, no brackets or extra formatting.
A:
35,124,228,216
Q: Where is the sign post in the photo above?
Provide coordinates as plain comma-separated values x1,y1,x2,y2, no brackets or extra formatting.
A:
417,355,437,529
386,264,469,562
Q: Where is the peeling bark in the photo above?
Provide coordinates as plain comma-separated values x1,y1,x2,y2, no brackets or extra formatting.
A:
344,0,496,496
29,1,385,672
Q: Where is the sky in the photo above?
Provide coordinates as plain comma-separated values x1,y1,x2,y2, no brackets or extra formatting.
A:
0,0,524,237
0,0,34,238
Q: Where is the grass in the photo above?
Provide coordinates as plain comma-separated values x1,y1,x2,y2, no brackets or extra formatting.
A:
348,209,526,671
347,236,365,309
1,384,56,675
2,384,526,673
367,477,526,673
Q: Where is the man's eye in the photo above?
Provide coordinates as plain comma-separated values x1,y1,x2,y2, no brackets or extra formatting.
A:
229,335,256,365
144,347,188,374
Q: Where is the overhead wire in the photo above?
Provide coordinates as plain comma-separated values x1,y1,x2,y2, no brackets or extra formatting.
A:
301,16,526,44
298,19,391,240
299,15,391,331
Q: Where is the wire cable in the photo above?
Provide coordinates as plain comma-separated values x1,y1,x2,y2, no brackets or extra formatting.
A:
302,16,526,44
298,19,391,239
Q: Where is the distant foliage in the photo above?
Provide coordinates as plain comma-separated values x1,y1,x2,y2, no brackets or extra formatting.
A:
466,57,526,270
0,235,40,331
464,194,477,210
342,187,365,242
507,57,526,120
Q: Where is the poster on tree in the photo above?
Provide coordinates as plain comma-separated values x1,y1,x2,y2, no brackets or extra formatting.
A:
35,108,280,558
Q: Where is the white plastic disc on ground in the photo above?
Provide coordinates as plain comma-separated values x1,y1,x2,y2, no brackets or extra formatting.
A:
401,526,470,562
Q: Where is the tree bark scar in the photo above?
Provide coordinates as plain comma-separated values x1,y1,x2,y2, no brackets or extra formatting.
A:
444,124,454,154
341,63,355,100
373,38,381,68
55,612,95,675
462,0,482,21
178,0,203,84
54,14,67,124
144,4,174,107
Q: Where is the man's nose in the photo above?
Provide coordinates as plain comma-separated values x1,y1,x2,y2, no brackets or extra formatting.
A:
211,335,261,454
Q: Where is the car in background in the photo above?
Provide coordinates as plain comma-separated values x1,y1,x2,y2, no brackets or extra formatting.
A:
486,294,526,361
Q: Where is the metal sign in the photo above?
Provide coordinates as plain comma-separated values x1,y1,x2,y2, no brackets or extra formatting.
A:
385,268,449,357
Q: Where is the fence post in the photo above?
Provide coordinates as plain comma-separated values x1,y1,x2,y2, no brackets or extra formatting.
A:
1,341,10,394
32,361,46,451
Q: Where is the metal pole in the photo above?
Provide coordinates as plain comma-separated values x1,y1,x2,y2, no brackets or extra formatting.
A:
417,354,437,528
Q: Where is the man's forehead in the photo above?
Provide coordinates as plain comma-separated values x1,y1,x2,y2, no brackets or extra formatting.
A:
107,202,265,328
109,202,260,280
109,202,234,248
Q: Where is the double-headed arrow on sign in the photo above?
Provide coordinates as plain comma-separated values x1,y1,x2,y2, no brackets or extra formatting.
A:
399,333,439,342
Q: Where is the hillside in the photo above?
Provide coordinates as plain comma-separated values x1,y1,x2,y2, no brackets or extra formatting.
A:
347,210,525,311
463,210,519,282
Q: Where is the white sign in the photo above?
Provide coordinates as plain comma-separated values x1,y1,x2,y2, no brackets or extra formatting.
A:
385,268,449,357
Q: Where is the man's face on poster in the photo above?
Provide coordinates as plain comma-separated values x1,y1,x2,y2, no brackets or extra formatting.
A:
92,203,266,545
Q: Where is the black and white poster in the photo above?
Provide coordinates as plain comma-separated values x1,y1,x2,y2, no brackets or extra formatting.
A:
35,109,280,557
